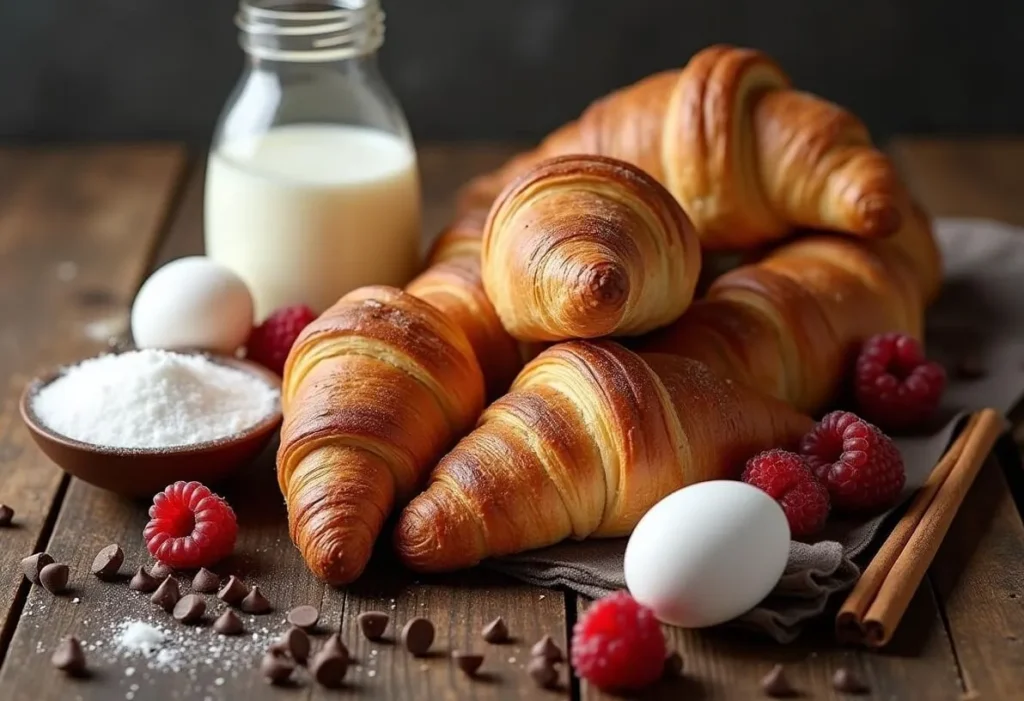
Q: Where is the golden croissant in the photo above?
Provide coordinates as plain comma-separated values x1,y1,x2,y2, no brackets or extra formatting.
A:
394,204,941,573
482,155,702,341
449,44,903,251
277,286,485,584
395,341,814,572
636,204,942,413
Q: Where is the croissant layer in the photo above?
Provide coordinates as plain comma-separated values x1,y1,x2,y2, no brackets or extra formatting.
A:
395,341,813,572
447,44,903,252
482,155,702,341
278,286,485,584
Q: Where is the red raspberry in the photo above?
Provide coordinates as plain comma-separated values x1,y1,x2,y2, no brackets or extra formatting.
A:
854,332,946,431
742,449,830,538
143,481,238,569
800,411,905,514
571,591,666,691
246,305,317,375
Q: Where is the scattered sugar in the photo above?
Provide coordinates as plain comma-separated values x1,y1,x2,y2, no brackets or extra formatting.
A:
118,621,167,658
32,349,280,449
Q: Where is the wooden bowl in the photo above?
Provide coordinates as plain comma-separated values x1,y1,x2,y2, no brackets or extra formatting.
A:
19,353,283,498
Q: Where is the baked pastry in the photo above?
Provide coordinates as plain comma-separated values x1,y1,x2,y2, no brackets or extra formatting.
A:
277,286,485,584
482,155,702,341
406,251,527,398
395,340,814,572
635,204,941,412
447,45,903,251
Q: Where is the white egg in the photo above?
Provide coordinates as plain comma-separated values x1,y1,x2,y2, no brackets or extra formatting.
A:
131,256,254,355
624,480,790,628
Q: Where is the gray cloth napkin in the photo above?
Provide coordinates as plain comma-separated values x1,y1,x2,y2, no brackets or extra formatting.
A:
488,218,1024,643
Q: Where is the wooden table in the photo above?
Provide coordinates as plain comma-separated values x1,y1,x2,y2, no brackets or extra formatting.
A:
0,140,1023,700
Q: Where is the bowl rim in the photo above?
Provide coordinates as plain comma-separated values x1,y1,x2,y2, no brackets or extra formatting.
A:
20,349,283,457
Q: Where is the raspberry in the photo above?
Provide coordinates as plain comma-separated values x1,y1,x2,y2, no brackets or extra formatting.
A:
800,411,905,514
143,481,238,569
246,305,317,375
571,591,666,691
742,449,830,538
854,332,946,432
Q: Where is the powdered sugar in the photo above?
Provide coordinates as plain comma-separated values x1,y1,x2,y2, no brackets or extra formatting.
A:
32,349,279,449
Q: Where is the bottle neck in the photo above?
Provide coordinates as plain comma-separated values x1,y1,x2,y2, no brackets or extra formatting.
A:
236,0,384,64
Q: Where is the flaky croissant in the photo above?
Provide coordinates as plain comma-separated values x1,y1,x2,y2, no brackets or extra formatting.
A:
482,155,701,341
448,44,903,251
395,340,813,571
406,251,527,399
635,204,941,413
277,286,485,584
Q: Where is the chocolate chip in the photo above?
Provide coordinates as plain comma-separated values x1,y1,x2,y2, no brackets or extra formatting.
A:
172,594,206,624
956,352,986,380
217,575,249,606
39,563,69,594
0,504,13,527
663,651,684,678
401,618,435,657
278,627,310,665
528,657,558,689
482,616,509,644
90,544,123,580
286,605,319,630
452,650,484,676
832,667,868,694
322,634,349,664
260,652,294,685
761,664,796,697
129,567,160,593
213,610,244,636
358,611,389,641
310,650,348,689
149,561,174,580
191,567,220,593
21,552,54,584
530,635,564,663
241,585,272,614
51,636,86,676
150,576,181,612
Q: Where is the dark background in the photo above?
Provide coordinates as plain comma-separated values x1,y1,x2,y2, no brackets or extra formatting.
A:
0,0,1020,144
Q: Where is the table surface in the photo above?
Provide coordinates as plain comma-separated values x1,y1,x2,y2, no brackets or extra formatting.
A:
1,139,1023,701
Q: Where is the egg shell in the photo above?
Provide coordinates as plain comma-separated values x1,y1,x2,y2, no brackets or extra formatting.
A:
624,480,790,629
131,256,254,355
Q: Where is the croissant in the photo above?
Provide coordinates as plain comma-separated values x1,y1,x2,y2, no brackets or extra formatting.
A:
277,286,485,584
635,204,941,413
406,251,527,398
446,44,902,252
482,155,702,341
395,340,814,571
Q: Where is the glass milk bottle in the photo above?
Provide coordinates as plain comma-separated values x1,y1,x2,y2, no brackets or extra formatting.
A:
206,0,421,320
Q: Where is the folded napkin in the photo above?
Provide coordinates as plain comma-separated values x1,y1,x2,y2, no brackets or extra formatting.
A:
489,218,1024,642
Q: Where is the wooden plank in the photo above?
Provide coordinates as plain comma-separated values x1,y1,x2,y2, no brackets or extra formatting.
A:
0,145,186,658
889,139,1024,227
928,460,1024,699
335,567,568,701
892,137,1024,698
0,143,566,700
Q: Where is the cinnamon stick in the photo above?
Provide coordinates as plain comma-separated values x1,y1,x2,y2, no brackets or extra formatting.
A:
837,408,1005,647
835,412,979,643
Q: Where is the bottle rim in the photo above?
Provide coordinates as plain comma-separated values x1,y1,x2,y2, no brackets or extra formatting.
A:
235,0,384,62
